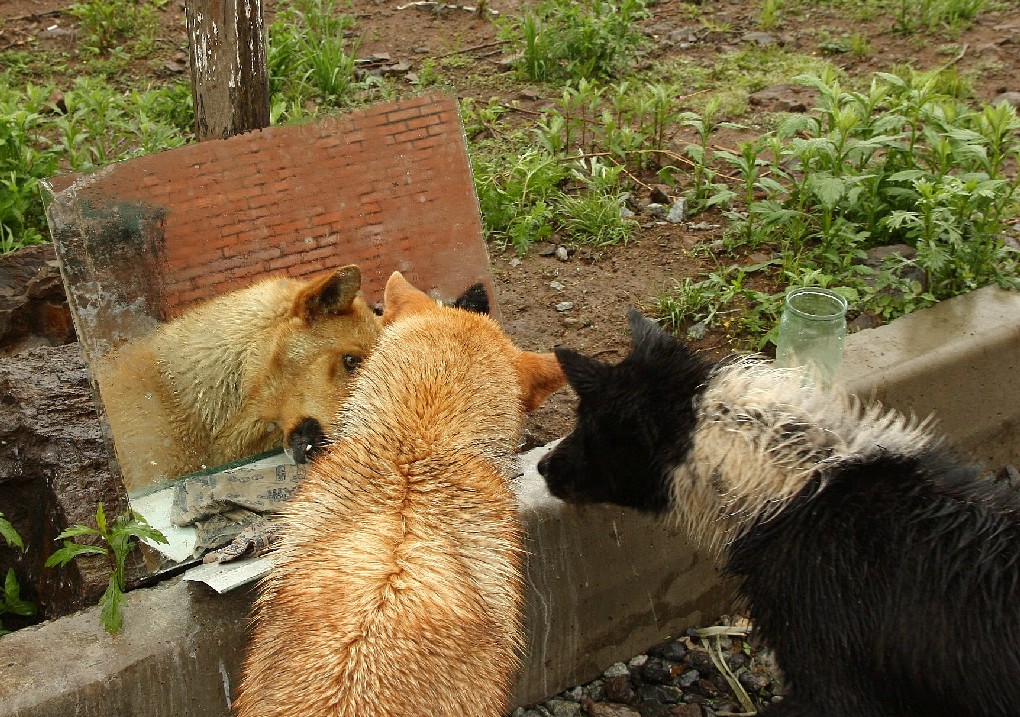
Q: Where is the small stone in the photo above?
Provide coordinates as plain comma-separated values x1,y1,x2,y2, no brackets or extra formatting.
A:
628,654,649,670
604,674,636,704
709,240,725,254
666,197,687,224
848,311,883,332
738,669,771,693
648,640,688,663
562,686,586,702
649,184,672,204
164,60,187,74
676,669,700,688
520,88,543,101
642,657,675,684
587,703,642,717
638,684,684,704
645,203,667,220
741,31,776,46
555,301,574,312
509,257,522,267
604,662,630,679
865,243,916,267
688,222,720,232
550,280,565,291
686,321,707,341
536,242,557,257
637,698,674,717
670,705,702,717
993,91,1020,109
555,246,570,262
546,699,583,717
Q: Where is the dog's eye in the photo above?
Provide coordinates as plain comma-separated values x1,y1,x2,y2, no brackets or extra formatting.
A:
342,354,362,373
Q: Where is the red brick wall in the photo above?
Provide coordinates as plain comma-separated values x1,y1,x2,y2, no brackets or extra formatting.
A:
49,93,493,329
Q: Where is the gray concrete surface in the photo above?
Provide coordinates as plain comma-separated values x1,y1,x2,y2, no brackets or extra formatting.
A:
1,284,1017,716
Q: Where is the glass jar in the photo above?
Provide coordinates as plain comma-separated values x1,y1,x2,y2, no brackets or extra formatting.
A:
774,287,848,387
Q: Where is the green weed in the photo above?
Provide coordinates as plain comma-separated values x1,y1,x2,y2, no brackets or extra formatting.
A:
657,68,1020,347
0,513,36,636
45,504,167,636
70,0,161,56
500,0,650,82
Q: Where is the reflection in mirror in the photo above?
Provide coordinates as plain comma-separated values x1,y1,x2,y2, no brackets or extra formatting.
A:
96,265,381,493
43,93,497,570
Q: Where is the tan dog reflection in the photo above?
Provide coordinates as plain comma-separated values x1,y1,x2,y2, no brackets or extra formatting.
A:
99,265,380,492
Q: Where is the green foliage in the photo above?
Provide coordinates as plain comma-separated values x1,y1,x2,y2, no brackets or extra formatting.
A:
658,68,1020,347
268,0,362,116
70,0,161,55
893,0,986,32
0,83,60,252
500,0,650,82
46,504,167,636
0,513,35,636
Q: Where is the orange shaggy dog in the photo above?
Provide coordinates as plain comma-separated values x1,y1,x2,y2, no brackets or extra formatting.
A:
98,265,380,492
234,271,565,717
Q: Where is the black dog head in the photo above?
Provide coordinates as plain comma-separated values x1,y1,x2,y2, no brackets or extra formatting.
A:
537,309,712,514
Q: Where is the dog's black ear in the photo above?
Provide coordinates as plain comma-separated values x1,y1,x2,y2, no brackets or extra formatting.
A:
554,347,610,399
452,283,490,315
627,308,667,347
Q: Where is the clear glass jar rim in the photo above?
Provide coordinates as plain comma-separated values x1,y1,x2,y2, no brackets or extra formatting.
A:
784,287,848,321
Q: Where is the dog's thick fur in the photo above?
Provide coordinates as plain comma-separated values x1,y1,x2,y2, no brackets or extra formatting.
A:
99,266,381,492
233,271,565,717
538,309,1020,717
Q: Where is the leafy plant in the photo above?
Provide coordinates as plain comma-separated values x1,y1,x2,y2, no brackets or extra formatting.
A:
0,513,36,636
657,68,1020,346
501,0,650,82
45,504,167,636
70,0,160,55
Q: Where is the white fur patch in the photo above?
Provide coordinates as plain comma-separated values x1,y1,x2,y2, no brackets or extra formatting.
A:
669,358,939,553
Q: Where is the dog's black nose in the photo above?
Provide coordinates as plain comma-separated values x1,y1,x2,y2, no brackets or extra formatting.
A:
288,417,329,463
537,452,551,477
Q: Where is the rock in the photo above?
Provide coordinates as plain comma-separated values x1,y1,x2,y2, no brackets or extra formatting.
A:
685,649,717,676
550,281,565,291
669,705,702,717
738,669,771,693
509,257,522,267
637,698,673,717
686,322,708,341
519,88,543,101
555,301,575,312
993,91,1020,108
638,684,684,704
536,242,557,256
648,639,688,663
555,246,570,262
0,244,76,357
676,669,700,688
865,243,916,267
628,654,649,670
0,343,128,620
741,31,776,47
605,662,631,679
604,674,636,704
587,703,642,717
649,184,672,204
666,198,687,224
709,240,725,254
645,203,667,220
642,657,675,684
546,699,583,717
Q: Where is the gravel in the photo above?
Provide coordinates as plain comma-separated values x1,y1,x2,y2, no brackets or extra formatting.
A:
513,617,785,717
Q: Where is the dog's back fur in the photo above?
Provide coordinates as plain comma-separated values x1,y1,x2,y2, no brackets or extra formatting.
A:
234,272,564,717
538,309,1020,717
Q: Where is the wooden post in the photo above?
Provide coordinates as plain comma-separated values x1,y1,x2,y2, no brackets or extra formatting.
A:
185,0,270,141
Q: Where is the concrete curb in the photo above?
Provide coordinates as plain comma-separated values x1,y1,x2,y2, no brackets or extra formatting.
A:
1,285,1017,716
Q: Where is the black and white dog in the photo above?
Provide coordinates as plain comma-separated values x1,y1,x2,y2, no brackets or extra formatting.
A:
538,309,1020,717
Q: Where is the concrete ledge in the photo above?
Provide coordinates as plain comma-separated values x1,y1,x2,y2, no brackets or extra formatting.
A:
2,285,1017,715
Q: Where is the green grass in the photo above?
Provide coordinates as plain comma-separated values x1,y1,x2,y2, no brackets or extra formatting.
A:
0,0,1015,355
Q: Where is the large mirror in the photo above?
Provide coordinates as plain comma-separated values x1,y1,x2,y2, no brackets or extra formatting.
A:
44,93,496,566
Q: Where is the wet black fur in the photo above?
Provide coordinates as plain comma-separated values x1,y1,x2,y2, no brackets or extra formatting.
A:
538,309,1020,717
451,282,490,315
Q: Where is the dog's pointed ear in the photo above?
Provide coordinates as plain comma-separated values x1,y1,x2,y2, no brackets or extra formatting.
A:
382,271,437,325
627,308,667,347
554,347,610,399
293,265,362,321
452,283,490,315
516,351,566,412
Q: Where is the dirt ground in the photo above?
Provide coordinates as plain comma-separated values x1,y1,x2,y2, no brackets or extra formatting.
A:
3,0,1019,443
